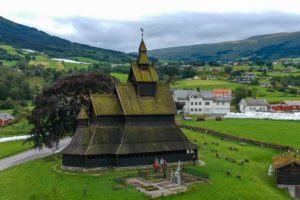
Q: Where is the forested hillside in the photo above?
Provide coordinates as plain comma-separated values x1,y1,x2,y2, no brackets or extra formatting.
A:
148,32,300,61
0,16,130,63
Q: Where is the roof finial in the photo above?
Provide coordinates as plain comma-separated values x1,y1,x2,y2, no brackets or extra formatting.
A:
140,27,144,38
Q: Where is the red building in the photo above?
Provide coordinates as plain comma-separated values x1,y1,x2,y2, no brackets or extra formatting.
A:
270,101,300,112
0,113,15,127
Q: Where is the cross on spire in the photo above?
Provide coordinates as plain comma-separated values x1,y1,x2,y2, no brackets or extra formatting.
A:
140,28,144,38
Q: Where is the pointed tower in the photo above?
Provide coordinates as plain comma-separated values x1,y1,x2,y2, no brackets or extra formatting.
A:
128,38,158,96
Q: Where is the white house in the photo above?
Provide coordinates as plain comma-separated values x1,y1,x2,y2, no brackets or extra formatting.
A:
239,98,269,113
172,89,231,115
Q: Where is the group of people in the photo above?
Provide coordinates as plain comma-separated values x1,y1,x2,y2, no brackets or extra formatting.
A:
153,158,168,172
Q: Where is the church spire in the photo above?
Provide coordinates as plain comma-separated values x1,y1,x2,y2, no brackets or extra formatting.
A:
137,28,149,66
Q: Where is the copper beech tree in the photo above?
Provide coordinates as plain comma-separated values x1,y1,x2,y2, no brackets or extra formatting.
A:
27,73,115,149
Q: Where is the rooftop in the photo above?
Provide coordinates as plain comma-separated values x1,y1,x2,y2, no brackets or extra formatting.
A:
0,113,15,120
241,98,269,106
273,153,300,170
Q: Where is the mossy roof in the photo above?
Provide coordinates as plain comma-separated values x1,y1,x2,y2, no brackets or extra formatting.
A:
62,127,91,155
116,83,176,115
131,63,158,82
137,52,150,65
139,39,147,52
77,108,88,120
90,94,123,116
63,123,198,155
115,124,197,155
273,153,300,170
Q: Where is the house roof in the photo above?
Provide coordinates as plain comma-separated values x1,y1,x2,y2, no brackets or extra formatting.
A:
172,89,230,102
213,89,232,97
240,98,269,106
281,101,300,106
116,83,176,115
172,89,200,100
0,113,15,120
273,153,300,170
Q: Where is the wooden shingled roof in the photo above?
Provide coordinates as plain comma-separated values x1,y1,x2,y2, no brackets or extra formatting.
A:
90,83,176,116
130,63,158,82
115,83,176,115
90,94,123,116
273,153,300,170
62,123,197,156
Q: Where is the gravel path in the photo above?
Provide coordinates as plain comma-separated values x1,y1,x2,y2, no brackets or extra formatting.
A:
0,138,71,171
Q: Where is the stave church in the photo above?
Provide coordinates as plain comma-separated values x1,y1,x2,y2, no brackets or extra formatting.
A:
62,36,198,168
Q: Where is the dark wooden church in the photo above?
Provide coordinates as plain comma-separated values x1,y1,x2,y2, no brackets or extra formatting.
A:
62,38,198,168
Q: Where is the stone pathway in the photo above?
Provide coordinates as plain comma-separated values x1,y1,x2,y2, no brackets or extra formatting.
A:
126,178,186,198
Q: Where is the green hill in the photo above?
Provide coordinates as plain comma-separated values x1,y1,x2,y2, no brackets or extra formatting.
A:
0,16,129,63
148,32,300,61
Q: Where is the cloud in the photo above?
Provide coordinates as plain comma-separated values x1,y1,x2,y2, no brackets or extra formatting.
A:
55,12,300,52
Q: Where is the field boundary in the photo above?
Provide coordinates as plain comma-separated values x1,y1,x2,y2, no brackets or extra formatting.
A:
180,125,298,152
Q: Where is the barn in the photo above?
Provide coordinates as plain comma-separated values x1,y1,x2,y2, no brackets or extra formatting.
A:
62,38,198,168
273,153,300,185
270,101,300,112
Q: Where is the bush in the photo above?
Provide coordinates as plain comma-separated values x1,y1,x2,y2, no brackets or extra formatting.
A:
197,116,205,121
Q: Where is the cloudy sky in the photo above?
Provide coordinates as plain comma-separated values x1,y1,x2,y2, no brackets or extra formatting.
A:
1,0,300,52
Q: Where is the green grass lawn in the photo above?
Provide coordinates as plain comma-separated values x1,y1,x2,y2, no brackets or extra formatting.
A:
171,79,240,90
111,73,128,82
0,121,32,137
0,141,32,159
0,129,290,200
179,118,300,149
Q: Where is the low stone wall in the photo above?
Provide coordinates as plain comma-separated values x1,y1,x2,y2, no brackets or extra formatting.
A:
180,125,297,152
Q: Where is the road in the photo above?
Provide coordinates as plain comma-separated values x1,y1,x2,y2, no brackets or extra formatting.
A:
0,138,71,171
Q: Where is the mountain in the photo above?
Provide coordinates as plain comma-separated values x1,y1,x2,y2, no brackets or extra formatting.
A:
0,16,129,63
148,32,300,62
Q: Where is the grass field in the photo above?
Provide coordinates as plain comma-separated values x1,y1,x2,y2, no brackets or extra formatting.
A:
0,129,289,200
171,79,240,90
111,73,128,82
179,118,300,149
0,141,32,159
0,121,32,137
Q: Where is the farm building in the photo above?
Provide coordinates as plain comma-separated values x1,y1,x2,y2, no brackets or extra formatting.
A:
62,38,198,168
0,113,15,127
172,89,231,115
270,101,300,112
273,153,300,186
238,98,269,113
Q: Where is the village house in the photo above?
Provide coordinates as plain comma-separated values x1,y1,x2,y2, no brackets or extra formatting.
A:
172,89,231,115
0,113,15,127
238,98,269,113
236,73,257,84
270,101,300,112
273,153,300,198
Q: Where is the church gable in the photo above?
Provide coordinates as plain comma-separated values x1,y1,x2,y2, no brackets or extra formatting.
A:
115,83,176,115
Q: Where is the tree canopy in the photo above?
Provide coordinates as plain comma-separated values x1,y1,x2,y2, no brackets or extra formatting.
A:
27,73,115,149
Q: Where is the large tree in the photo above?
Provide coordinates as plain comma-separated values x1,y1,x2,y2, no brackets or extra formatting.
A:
27,73,115,149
